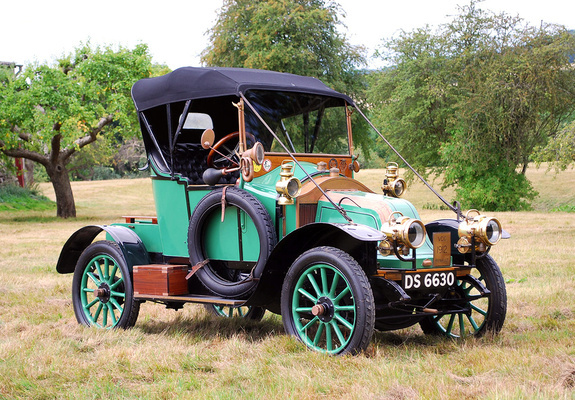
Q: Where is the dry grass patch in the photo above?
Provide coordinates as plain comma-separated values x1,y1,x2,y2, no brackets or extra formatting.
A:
0,167,574,399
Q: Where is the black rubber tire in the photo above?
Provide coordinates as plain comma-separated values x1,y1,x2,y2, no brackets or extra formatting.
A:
72,241,140,329
281,246,375,355
419,254,507,338
188,186,276,298
204,304,266,321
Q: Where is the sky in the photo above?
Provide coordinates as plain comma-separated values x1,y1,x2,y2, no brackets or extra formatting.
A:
2,0,574,71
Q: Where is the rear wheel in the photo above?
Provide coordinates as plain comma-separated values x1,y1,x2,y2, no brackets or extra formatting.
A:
204,304,266,321
281,247,375,355
420,255,506,338
72,241,140,329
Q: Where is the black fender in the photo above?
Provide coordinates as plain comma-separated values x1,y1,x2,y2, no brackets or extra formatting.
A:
56,225,151,274
246,222,384,313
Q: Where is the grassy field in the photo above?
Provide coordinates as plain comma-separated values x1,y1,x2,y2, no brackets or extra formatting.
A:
1,165,574,399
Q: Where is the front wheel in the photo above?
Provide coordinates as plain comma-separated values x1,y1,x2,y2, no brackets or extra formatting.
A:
420,254,506,338
281,247,375,355
72,241,140,329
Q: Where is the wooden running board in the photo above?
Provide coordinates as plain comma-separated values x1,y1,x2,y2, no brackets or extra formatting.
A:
134,293,246,306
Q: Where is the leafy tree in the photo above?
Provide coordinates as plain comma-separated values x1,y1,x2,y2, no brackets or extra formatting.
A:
368,1,575,211
533,120,575,170
202,0,373,156
0,44,168,218
0,62,21,84
203,0,364,90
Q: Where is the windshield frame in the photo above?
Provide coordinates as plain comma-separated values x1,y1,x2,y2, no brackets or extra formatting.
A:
241,89,354,158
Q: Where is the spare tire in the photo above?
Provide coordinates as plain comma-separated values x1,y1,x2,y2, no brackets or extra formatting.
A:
188,187,276,298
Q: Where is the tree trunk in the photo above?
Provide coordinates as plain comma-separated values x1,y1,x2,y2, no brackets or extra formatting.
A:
2,115,113,218
46,163,76,218
24,159,35,186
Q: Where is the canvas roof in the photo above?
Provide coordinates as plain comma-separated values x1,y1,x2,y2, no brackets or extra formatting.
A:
131,67,354,111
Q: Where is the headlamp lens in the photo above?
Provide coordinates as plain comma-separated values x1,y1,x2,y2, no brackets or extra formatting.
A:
394,180,405,197
286,178,301,197
407,221,425,248
485,218,501,245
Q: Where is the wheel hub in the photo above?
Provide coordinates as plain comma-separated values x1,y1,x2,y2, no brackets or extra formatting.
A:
313,297,335,322
93,283,110,303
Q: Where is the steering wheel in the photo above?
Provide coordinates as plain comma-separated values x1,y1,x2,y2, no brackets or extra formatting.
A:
207,131,256,169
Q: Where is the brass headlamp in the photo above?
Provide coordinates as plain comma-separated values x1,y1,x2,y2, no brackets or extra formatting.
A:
456,209,502,253
378,211,426,256
381,162,407,198
276,161,302,205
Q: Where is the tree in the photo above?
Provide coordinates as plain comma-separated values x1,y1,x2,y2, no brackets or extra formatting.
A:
533,120,575,170
0,44,167,218
203,0,365,91
202,0,373,155
367,1,575,211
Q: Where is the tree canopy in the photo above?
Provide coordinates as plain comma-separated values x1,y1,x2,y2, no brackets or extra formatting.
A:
367,1,575,211
202,0,372,157
0,44,168,217
202,0,365,91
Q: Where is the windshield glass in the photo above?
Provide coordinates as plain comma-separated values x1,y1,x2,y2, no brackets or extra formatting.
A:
244,90,350,155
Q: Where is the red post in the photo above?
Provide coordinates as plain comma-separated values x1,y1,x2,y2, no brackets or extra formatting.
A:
15,158,25,187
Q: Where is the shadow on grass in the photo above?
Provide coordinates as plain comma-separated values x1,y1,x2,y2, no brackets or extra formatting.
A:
372,329,443,347
371,327,503,357
138,312,285,343
137,311,460,352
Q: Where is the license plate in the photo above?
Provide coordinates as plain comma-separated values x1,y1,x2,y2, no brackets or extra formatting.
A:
402,270,456,290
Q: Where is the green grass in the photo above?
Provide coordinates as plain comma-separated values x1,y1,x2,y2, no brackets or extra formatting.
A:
0,165,574,399
0,184,56,211
551,204,575,213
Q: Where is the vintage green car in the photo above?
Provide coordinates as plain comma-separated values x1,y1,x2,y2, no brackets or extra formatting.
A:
56,67,508,355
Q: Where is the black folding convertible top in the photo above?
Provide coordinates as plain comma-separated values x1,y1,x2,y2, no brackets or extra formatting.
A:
131,67,354,112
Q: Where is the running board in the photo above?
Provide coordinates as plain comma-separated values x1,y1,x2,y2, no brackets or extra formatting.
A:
134,293,246,306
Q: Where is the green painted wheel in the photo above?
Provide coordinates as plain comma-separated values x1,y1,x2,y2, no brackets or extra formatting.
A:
281,247,374,355
420,255,507,338
72,241,139,329
204,304,266,320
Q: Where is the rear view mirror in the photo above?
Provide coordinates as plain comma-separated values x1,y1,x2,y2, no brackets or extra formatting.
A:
201,129,215,149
